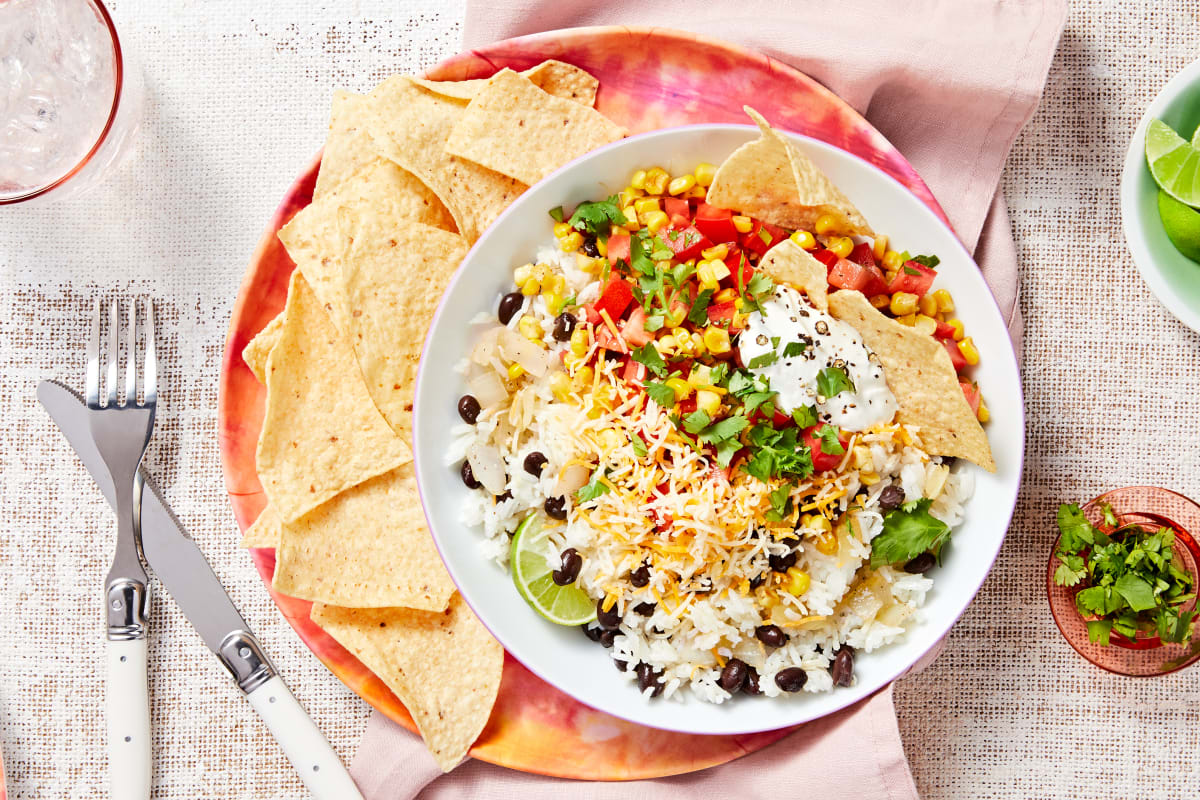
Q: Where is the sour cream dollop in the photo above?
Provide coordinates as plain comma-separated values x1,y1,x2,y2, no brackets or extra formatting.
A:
737,286,897,431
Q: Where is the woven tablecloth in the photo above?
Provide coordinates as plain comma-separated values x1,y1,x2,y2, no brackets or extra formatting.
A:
1,1,1198,797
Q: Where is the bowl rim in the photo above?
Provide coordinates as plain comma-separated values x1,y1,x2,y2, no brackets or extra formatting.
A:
413,122,1025,734
1120,55,1200,333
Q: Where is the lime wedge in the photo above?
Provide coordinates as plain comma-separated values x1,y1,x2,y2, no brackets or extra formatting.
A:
1191,123,1200,149
1157,189,1200,263
1146,118,1200,207
510,514,597,626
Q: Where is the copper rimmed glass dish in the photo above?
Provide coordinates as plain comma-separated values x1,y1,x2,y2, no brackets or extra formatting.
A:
1046,486,1200,676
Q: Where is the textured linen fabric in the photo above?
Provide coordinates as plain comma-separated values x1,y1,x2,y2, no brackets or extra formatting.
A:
1,2,1199,799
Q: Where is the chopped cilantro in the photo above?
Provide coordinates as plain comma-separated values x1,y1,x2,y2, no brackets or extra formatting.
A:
714,438,742,467
630,432,648,458
740,391,775,417
568,195,626,239
631,343,667,378
741,423,813,483
643,314,665,332
687,289,714,325
903,266,921,276
816,424,845,455
698,414,748,445
765,483,794,522
708,363,730,387
816,366,855,399
682,410,711,434
791,405,818,428
577,469,610,502
629,230,656,276
643,380,676,408
746,351,778,370
560,294,577,309
781,341,807,359
668,262,696,288
910,254,940,269
548,206,564,223
869,498,951,568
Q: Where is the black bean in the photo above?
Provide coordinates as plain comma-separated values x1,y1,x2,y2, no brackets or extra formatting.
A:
523,451,549,476
613,658,628,672
629,564,650,588
552,312,577,342
582,624,603,642
719,658,748,692
581,236,600,258
598,629,617,648
749,574,767,590
831,648,855,687
633,601,655,616
878,484,905,510
742,666,762,696
596,599,621,630
496,490,513,503
904,553,936,574
552,548,582,585
544,495,568,520
460,461,481,489
755,625,788,649
769,550,797,573
497,292,524,324
775,667,808,692
635,662,664,697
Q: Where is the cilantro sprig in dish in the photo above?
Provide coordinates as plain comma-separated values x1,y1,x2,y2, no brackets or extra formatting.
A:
1053,503,1197,645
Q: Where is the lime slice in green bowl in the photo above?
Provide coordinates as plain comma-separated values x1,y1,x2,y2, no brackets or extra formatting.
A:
510,514,597,626
1146,118,1200,207
1158,189,1200,263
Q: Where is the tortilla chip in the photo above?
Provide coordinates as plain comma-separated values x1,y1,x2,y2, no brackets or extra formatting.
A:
707,107,873,236
243,311,285,384
240,503,281,548
759,239,828,311
272,463,453,610
444,68,625,186
827,290,995,471
314,91,458,237
256,271,412,523
365,76,527,243
336,212,469,440
412,60,599,107
311,596,502,772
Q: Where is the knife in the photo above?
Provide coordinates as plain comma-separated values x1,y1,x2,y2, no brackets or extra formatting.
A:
37,381,363,800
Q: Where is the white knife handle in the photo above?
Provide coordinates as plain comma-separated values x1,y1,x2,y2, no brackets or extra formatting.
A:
107,637,151,799
246,676,363,800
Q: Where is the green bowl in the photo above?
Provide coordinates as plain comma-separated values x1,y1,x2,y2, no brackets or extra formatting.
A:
1122,58,1200,333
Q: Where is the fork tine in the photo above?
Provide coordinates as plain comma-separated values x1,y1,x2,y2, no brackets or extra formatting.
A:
125,298,138,407
144,299,156,407
86,298,101,407
107,298,119,408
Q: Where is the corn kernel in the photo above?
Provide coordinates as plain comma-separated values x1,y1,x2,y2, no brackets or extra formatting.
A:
570,328,588,356
553,221,573,239
851,445,872,470
696,262,718,290
810,515,833,534
977,398,990,423
814,214,840,236
596,237,608,258
549,372,572,402
790,230,817,250
533,263,552,284
784,569,811,596
913,314,939,336
732,312,749,328
691,332,707,356
933,289,955,314
830,236,854,258
513,263,533,285
668,174,696,195
507,363,526,380
695,390,721,417
600,429,623,452
711,260,731,281
664,305,687,327
694,162,717,186
686,184,708,199
563,352,582,370
947,318,965,341
889,292,919,316
520,277,540,296
958,337,980,366
713,287,738,304
872,234,889,261
573,365,594,388
814,530,839,556
732,215,754,233
895,313,917,326
701,243,729,261
643,167,670,195
620,205,639,230
594,384,616,408
656,334,676,355
918,294,938,317
550,274,567,295
544,292,563,314
882,250,903,271
666,377,692,401
859,471,880,486
702,327,731,354
519,316,542,340
869,294,891,309
630,169,647,190
560,231,584,252
643,209,670,233
634,197,661,216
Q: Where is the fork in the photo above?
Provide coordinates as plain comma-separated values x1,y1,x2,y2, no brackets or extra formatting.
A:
87,297,156,800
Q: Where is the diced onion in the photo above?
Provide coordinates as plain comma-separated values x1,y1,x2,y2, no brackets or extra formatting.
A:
467,370,507,410
471,326,502,366
555,464,591,495
498,327,548,376
467,442,507,495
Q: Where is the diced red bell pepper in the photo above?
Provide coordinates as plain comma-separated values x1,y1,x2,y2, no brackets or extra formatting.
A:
828,258,886,295
740,219,787,257
934,320,958,340
802,424,850,472
693,203,740,243
848,242,877,268
620,305,653,347
583,305,601,326
886,261,937,297
812,249,840,271
677,397,697,415
960,381,982,414
943,337,967,372
606,232,630,265
656,224,712,262
725,249,754,289
595,276,633,321
663,197,691,228
707,301,737,325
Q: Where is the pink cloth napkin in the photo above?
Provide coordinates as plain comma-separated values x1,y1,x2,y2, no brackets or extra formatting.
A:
351,2,1066,796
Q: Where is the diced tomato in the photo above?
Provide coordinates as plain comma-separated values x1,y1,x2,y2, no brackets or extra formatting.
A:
583,305,601,326
886,261,937,297
663,197,691,228
620,305,653,347
848,242,877,268
960,381,981,414
739,219,787,257
622,357,646,384
594,323,628,353
595,276,633,321
943,337,967,372
934,320,958,340
802,425,849,472
606,232,630,265
693,203,740,243
812,249,840,271
707,301,737,324
656,224,712,262
828,258,886,294
677,397,697,415
771,407,792,427
725,249,754,288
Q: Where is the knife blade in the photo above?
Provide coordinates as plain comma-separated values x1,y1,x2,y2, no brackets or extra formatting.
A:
37,380,363,800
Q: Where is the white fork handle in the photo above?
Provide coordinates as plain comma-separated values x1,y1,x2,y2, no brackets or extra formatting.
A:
107,637,151,799
246,676,363,799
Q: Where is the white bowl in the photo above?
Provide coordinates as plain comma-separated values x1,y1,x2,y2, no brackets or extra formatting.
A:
1121,57,1200,333
413,125,1024,735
